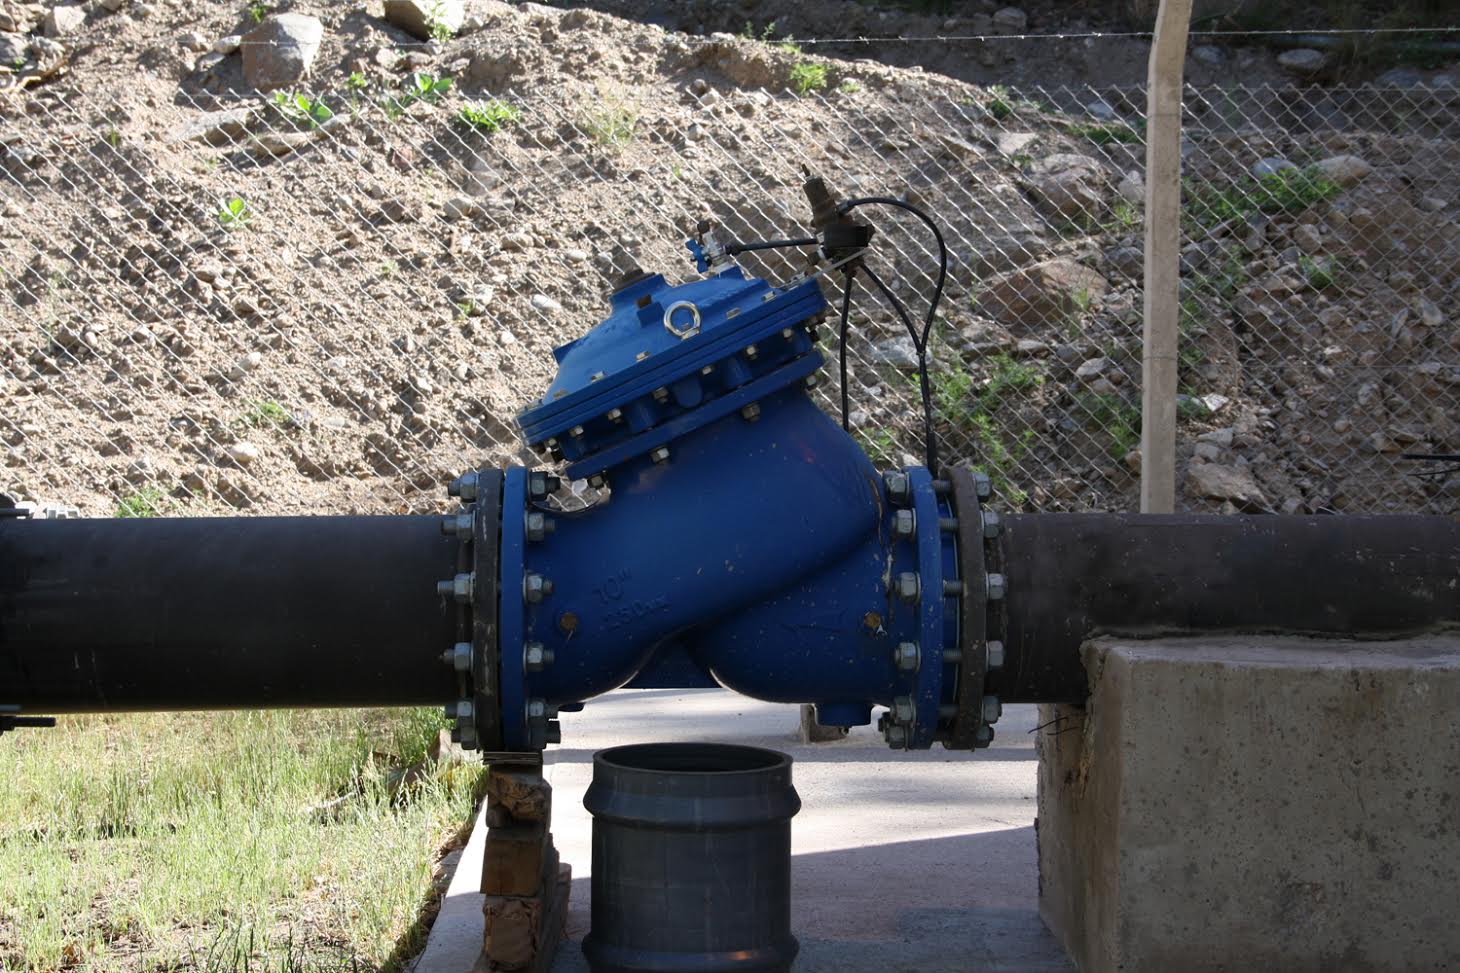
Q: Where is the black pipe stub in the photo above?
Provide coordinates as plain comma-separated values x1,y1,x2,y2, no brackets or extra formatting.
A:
582,743,801,973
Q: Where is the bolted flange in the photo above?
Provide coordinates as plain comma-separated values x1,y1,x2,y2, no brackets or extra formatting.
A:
884,471,911,506
892,508,916,540
893,641,920,672
441,641,471,672
527,470,561,499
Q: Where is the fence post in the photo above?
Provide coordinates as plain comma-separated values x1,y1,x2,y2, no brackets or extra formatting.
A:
1140,0,1192,514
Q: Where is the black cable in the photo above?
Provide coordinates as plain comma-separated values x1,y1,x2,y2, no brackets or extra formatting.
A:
726,236,818,255
837,265,858,431
862,266,940,477
837,196,950,475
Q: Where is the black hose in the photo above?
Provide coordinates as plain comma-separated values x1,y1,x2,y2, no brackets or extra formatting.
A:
726,237,818,255
837,265,857,431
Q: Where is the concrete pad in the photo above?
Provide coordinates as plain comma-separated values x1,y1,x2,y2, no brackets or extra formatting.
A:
415,688,1070,972
1039,636,1460,973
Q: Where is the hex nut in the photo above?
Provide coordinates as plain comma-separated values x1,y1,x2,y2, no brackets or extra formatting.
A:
973,472,993,500
588,474,607,489
985,572,1007,601
527,471,561,499
650,445,671,464
448,642,471,672
894,642,920,672
741,402,761,422
975,724,995,747
449,471,479,501
884,471,911,506
606,407,624,422
524,641,554,672
892,509,916,540
527,699,547,720
893,695,915,724
524,573,553,604
895,571,920,603
885,724,908,749
440,512,473,538
981,695,1002,724
525,511,555,542
981,510,1002,539
987,640,1006,670
438,572,474,603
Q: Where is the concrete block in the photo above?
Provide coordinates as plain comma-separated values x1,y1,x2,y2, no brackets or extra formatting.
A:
481,822,550,897
1038,636,1460,973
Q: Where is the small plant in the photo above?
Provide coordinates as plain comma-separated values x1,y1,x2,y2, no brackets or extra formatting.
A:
456,98,521,134
347,71,368,91
247,1,269,23
789,62,828,96
238,399,289,428
855,427,900,466
380,259,398,277
1299,254,1338,290
1185,166,1341,229
1064,119,1144,145
1104,199,1140,232
217,196,251,230
581,91,638,148
425,0,456,42
383,72,453,118
116,486,168,519
986,84,1014,121
1078,392,1142,460
836,79,861,94
271,90,334,129
103,127,122,148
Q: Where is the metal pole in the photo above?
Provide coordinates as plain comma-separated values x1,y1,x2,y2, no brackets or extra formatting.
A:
1140,0,1193,513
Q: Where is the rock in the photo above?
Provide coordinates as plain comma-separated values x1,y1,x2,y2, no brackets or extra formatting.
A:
0,32,28,65
961,319,1016,354
564,248,589,263
978,258,1109,331
1251,157,1296,179
1292,223,1323,254
500,230,532,251
1198,427,1235,448
1376,67,1424,87
1027,153,1107,220
168,106,256,145
1416,298,1443,328
1186,462,1267,508
1074,357,1110,381
1086,100,1117,121
996,131,1038,157
214,34,241,55
1277,48,1327,76
44,4,85,36
1200,393,1230,414
248,130,312,156
1123,448,1141,474
228,351,262,380
443,196,480,221
1192,441,1222,462
1015,338,1049,356
97,0,126,10
1107,245,1143,279
179,30,208,52
870,335,920,369
226,442,260,467
241,13,323,92
1191,45,1225,66
530,294,562,312
1116,170,1143,204
1313,154,1371,188
991,6,1027,33
383,0,464,40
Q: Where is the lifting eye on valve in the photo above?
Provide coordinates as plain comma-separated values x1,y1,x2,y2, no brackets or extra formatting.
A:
663,300,702,338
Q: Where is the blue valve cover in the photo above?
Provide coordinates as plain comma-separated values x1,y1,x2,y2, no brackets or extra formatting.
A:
516,258,829,478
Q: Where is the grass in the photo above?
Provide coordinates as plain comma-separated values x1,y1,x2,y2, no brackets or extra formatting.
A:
456,99,520,134
789,62,827,95
1062,119,1144,145
0,708,482,971
1077,391,1142,460
1184,166,1342,230
239,398,290,429
581,91,638,148
115,486,169,518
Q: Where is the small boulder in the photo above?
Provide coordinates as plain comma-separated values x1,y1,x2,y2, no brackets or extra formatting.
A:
44,4,86,36
1186,462,1267,509
869,335,920,369
1277,48,1327,76
168,106,256,145
1027,153,1107,220
241,13,323,92
1251,157,1296,179
1313,154,1371,188
0,31,28,65
214,34,242,55
978,258,1109,331
226,442,261,467
383,0,465,40
991,6,1027,33
530,294,562,312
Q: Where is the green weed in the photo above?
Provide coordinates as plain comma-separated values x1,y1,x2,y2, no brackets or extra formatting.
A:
456,98,521,134
246,1,269,23
382,72,453,118
271,90,334,129
986,84,1014,120
1299,253,1338,290
115,486,168,518
217,196,251,230
347,71,368,91
238,399,290,429
1063,119,1144,145
789,62,828,95
581,92,638,148
425,0,456,42
1077,391,1142,460
837,79,862,94
1185,166,1341,229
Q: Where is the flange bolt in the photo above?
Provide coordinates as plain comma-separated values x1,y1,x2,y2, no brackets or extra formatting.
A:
981,510,1002,539
894,572,920,604
974,472,993,500
448,471,479,501
740,402,761,422
437,573,474,603
883,471,911,506
982,695,1002,724
975,724,995,748
650,445,671,464
985,573,1007,601
441,642,471,672
893,642,920,672
886,724,908,749
525,511,556,542
892,509,916,540
524,573,554,604
893,695,915,724
527,471,561,499
440,512,473,538
524,641,555,672
987,640,1005,670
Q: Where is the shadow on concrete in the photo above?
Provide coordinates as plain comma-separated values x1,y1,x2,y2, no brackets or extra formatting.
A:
552,826,1071,973
546,744,1039,766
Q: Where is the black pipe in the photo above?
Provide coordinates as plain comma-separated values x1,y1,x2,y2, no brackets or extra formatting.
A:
992,514,1460,704
0,516,459,713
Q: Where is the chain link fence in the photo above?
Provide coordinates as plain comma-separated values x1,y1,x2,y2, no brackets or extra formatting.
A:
2,70,1456,518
